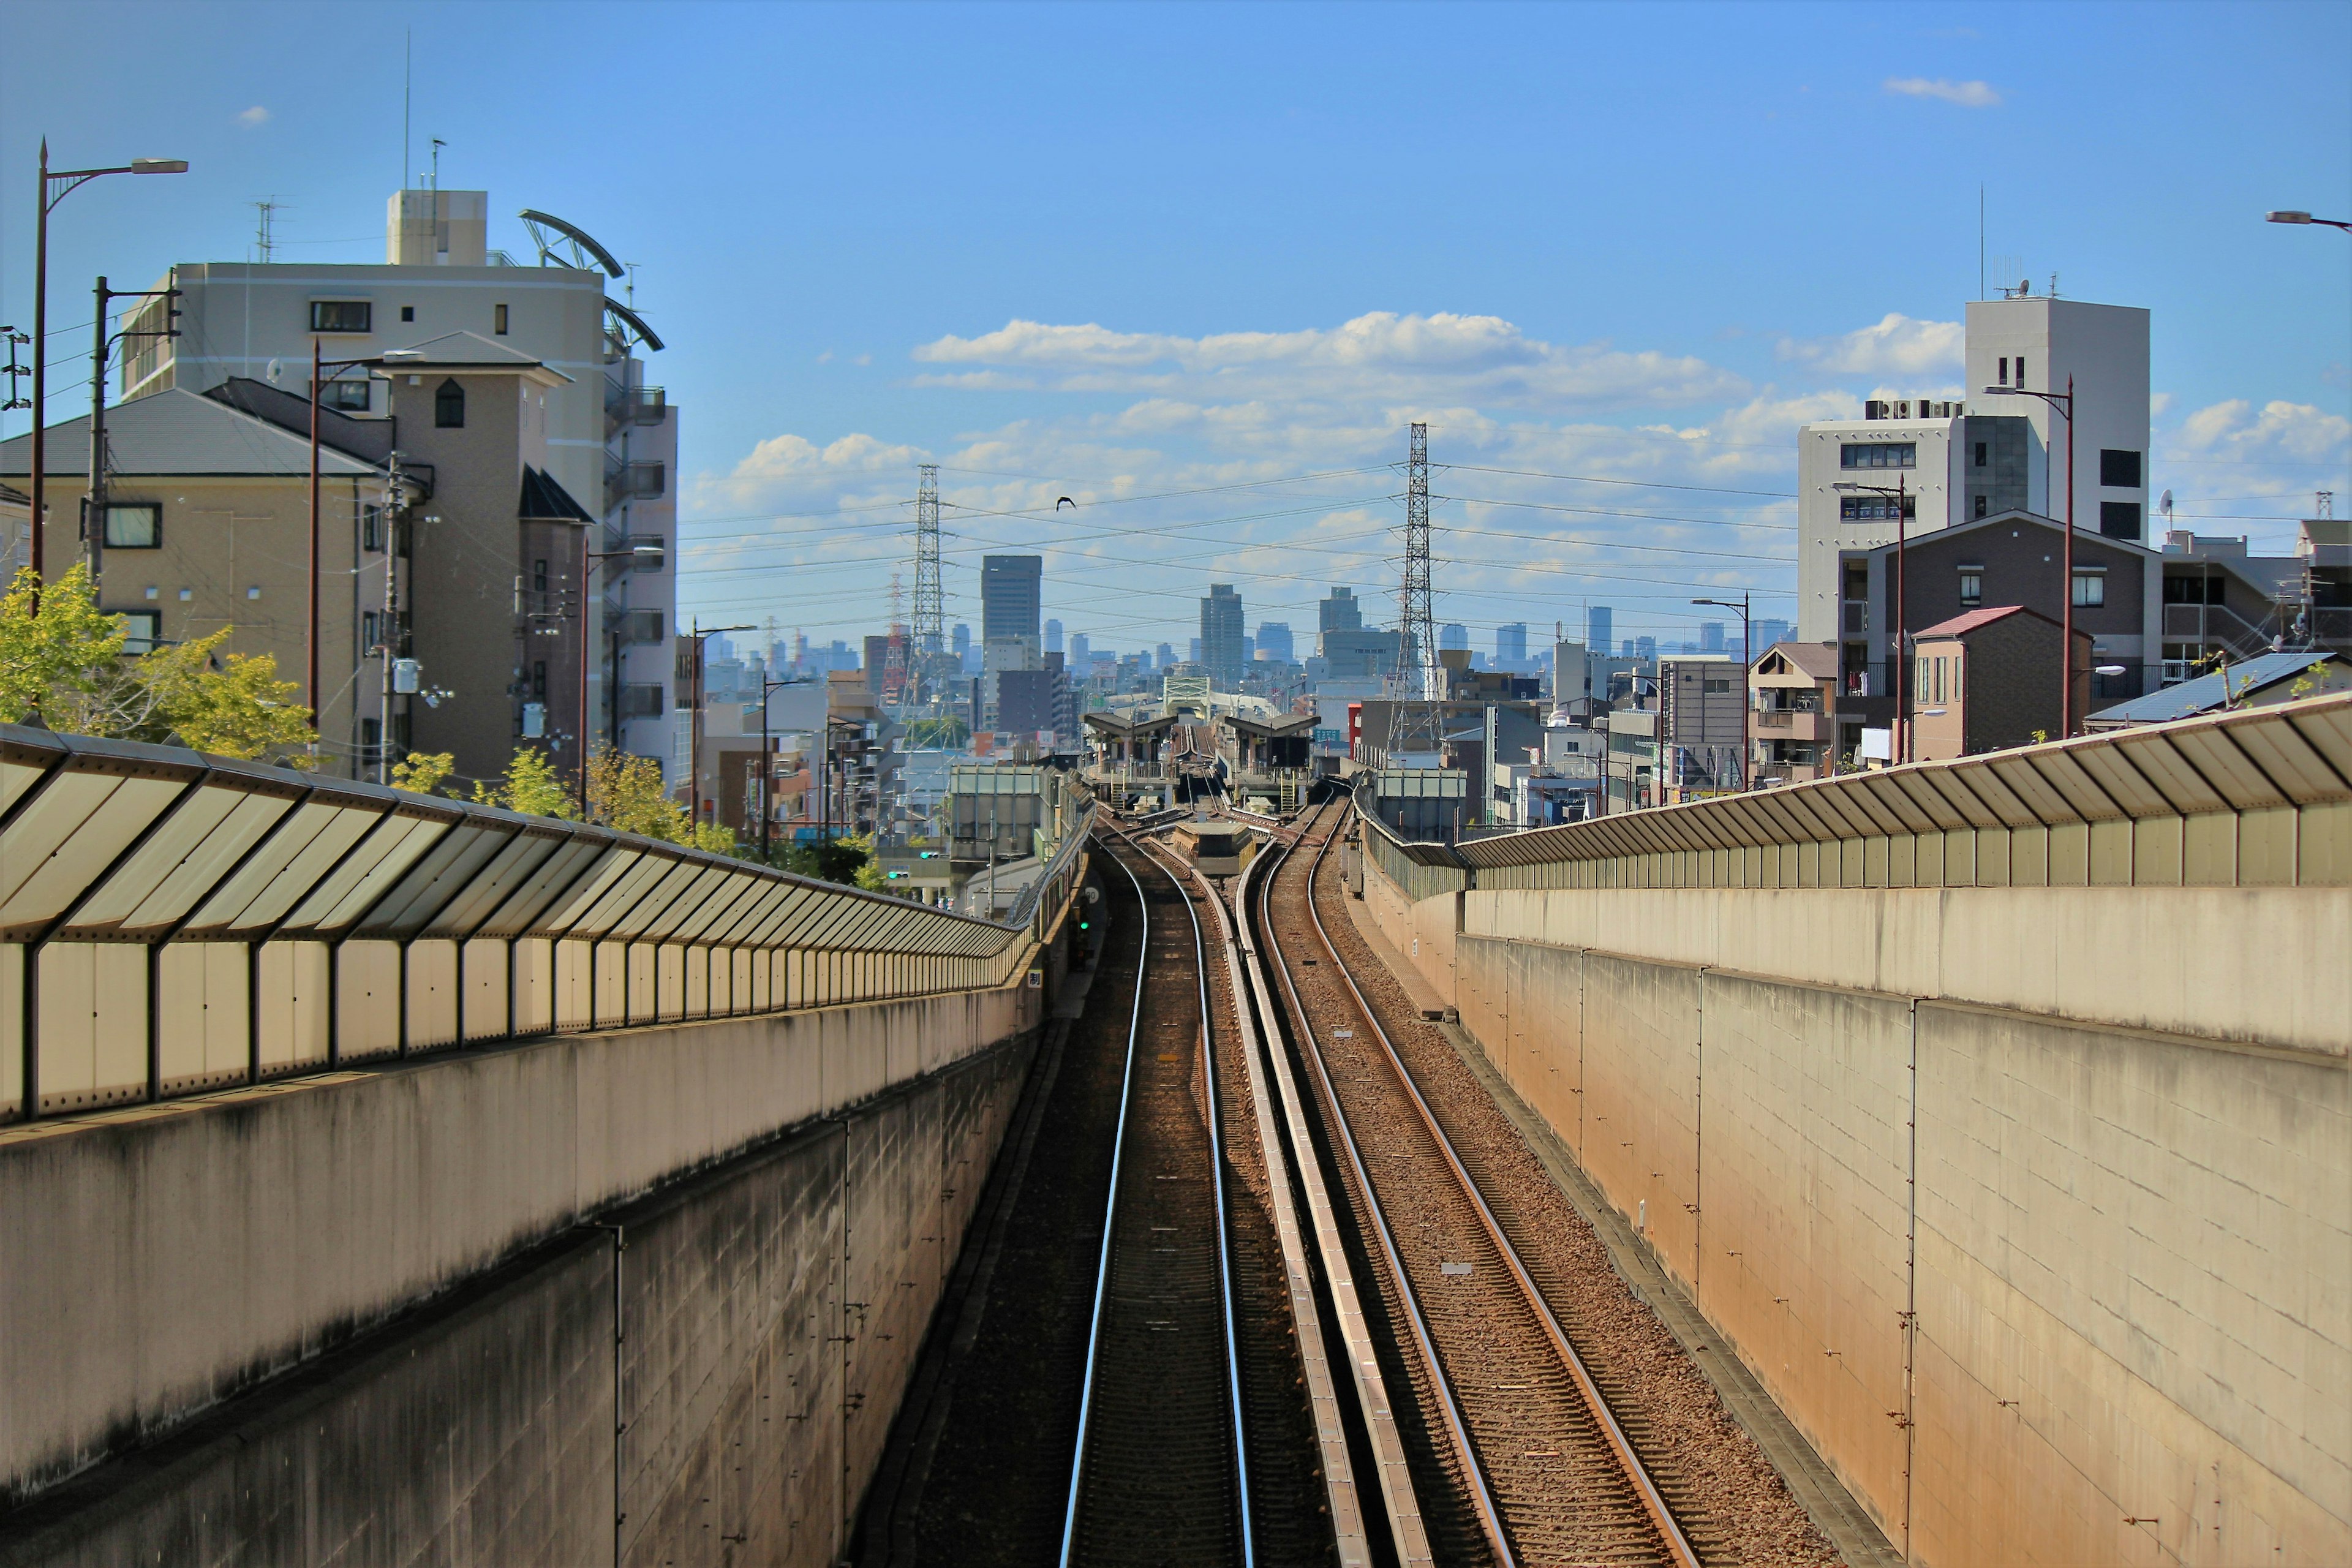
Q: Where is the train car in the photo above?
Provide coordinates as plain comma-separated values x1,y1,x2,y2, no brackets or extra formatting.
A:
1170,819,1256,877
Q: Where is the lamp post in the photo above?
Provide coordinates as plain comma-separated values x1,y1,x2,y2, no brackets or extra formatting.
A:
28,146,186,589
1692,592,1753,785
681,620,756,827
1833,475,1913,761
575,540,673,817
1986,379,2077,736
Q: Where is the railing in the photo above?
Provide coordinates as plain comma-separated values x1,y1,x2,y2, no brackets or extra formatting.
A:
605,460,666,508
1398,693,2352,892
2161,600,2277,659
0,725,1084,1124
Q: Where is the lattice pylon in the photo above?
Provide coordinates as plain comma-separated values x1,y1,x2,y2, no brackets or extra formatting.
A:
1389,422,1444,757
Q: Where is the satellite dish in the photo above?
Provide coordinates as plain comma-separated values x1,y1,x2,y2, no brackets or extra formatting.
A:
2160,489,2174,518
264,358,281,383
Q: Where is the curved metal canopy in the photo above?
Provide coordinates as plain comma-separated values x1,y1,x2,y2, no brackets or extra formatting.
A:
517,208,625,277
603,296,666,353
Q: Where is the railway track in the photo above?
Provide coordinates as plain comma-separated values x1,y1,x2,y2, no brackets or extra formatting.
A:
1238,797,1703,1568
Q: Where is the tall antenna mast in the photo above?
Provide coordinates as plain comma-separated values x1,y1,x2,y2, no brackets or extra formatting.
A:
1390,421,1444,759
911,462,944,703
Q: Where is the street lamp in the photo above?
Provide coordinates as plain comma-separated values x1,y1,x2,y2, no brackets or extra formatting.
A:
575,541,679,816
1833,475,1914,761
2266,211,2352,233
28,145,187,586
1984,377,2078,737
1692,592,1753,785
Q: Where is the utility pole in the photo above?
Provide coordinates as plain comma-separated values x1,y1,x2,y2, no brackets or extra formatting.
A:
1389,421,1444,760
86,279,108,582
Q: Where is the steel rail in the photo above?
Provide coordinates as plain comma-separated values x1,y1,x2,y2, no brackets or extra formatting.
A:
1300,802,1702,1568
1225,823,1439,1566
1143,828,1379,1566
1256,800,1517,1567
1060,827,1254,1568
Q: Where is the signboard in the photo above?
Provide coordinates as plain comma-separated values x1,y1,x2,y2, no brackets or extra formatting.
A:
1859,726,1893,762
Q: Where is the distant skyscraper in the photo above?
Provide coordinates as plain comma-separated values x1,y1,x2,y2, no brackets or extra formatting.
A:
1156,643,1174,669
1255,622,1294,663
1070,633,1090,667
1636,636,1657,662
1496,623,1528,665
1044,618,1063,654
1753,617,1793,654
1317,586,1363,643
1700,621,1725,653
1188,637,1203,665
1439,622,1468,652
1587,606,1614,657
1621,638,1635,658
1200,583,1246,682
981,556,1042,641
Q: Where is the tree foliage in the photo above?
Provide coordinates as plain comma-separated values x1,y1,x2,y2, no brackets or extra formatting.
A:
0,565,316,761
470,747,576,818
390,751,456,795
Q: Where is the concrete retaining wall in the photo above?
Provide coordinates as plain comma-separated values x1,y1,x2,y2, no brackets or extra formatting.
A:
0,1041,1030,1567
1366,850,2349,1567
0,976,1040,1511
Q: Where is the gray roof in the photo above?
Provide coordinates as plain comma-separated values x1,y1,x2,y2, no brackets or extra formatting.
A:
378,330,565,377
0,388,379,478
2089,650,2342,725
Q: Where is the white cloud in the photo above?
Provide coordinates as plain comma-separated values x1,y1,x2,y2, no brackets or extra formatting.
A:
1777,314,1964,377
1883,77,2002,108
236,105,270,127
2172,398,2350,463
913,310,1746,410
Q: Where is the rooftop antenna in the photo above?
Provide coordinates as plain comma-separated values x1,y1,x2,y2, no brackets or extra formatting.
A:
624,262,641,309
429,137,445,194
2320,491,2335,519
251,198,284,262
402,29,412,192
1978,184,1985,301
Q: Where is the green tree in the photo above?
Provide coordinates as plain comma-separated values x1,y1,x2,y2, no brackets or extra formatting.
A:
390,752,457,794
470,747,577,818
0,564,317,761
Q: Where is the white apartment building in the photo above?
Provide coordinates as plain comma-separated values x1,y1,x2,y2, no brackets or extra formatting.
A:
1796,293,2151,696
117,188,681,778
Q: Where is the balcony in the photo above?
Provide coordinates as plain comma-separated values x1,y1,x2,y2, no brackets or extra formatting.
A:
604,382,668,437
1842,600,1869,636
605,459,666,508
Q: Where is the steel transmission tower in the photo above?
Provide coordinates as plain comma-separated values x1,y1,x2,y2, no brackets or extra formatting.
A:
911,463,944,703
1389,422,1444,758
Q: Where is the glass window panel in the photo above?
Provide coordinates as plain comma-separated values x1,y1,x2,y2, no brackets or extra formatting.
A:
637,865,736,941
437,832,565,936
609,861,708,938
572,855,675,936
731,883,811,947
368,824,522,937
669,876,764,945
198,804,385,933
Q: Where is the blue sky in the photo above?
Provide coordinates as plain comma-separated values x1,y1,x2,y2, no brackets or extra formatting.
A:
5,1,2346,657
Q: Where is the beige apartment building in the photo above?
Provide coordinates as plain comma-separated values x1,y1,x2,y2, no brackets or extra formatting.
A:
102,187,680,780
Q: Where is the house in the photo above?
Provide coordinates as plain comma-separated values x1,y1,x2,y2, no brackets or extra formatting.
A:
1910,606,2094,760
1749,641,1842,782
2084,650,2352,730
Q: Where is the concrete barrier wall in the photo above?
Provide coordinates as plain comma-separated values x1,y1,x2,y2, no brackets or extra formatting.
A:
0,1041,1029,1568
1371,848,2350,1567
0,976,1040,1509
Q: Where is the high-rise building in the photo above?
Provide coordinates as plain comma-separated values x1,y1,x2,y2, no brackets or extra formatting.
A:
981,556,1043,641
1753,617,1793,654
1439,622,1469,652
1188,638,1203,665
96,186,678,784
1200,583,1246,683
1588,606,1615,657
1700,622,1725,653
1255,622,1294,663
1318,586,1363,645
1070,633,1090,668
1496,623,1528,665
1157,643,1175,669
1636,636,1658,662
1044,618,1063,655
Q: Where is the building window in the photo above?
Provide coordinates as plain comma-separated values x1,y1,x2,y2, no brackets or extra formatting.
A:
362,505,383,552
494,303,509,336
434,377,465,428
532,660,548,697
399,305,415,323
114,609,162,654
1997,356,2008,386
315,377,370,412
361,609,384,650
102,503,160,549
2016,355,2027,389
1704,677,1731,693
2163,575,2221,606
533,558,549,592
1840,443,1917,470
2072,571,2106,608
1840,495,1918,521
1958,570,1983,606
309,300,372,333
2099,502,2143,540
1973,494,1989,519
2100,449,2143,488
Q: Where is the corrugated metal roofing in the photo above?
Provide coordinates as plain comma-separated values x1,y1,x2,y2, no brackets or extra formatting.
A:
2089,651,2340,726
0,389,380,478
